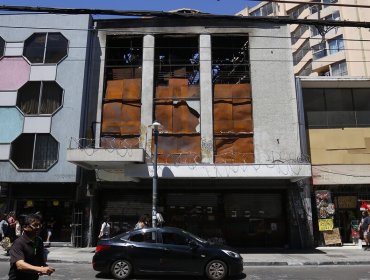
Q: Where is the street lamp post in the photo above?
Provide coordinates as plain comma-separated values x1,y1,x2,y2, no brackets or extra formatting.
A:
151,121,161,228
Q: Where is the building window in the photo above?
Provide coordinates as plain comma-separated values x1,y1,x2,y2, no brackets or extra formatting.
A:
328,35,344,55
331,61,347,76
310,26,321,37
153,35,201,164
324,11,340,21
297,61,312,76
289,4,310,19
312,42,326,60
16,81,63,115
291,25,309,45
23,33,68,64
303,88,370,128
323,0,338,8
0,36,4,57
212,35,253,163
101,36,143,149
10,133,59,170
250,2,275,16
293,40,310,66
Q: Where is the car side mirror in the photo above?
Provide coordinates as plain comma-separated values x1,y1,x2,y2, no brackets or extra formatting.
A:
188,240,199,249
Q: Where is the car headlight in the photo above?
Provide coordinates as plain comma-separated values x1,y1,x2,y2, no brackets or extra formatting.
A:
221,249,241,258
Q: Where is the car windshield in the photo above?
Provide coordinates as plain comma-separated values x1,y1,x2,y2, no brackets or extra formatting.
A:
181,229,207,244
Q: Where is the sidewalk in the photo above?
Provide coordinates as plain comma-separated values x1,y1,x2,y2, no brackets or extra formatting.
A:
1,244,370,266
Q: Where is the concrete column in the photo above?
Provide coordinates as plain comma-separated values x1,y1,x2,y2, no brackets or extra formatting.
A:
94,31,106,148
140,35,155,156
199,34,214,163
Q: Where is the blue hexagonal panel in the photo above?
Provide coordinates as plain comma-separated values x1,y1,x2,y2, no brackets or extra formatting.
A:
0,107,24,143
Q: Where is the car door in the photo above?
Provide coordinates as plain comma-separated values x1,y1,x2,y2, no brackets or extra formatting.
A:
126,229,163,272
158,230,204,274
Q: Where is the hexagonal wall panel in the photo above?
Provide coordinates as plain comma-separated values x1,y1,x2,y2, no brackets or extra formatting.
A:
0,107,24,143
0,57,30,90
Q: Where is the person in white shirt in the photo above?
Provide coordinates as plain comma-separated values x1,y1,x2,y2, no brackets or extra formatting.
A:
98,216,111,239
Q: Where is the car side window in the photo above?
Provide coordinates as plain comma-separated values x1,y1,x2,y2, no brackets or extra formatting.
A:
162,232,188,246
129,231,157,243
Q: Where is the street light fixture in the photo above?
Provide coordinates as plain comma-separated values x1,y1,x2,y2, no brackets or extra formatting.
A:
151,121,161,228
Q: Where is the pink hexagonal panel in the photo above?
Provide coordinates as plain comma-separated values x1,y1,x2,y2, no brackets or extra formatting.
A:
0,57,30,90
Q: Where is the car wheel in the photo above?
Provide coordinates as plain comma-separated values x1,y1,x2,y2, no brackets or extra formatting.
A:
110,259,132,279
205,259,228,280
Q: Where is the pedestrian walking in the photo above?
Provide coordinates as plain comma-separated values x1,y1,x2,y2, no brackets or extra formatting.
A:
359,211,370,249
134,214,150,230
8,213,55,280
98,216,111,239
45,217,56,246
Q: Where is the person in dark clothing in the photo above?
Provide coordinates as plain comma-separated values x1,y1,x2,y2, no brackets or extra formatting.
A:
8,213,55,280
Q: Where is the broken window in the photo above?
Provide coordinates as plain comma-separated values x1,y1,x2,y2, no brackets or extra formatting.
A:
17,81,63,115
0,36,4,57
101,36,143,148
10,133,59,170
23,33,68,64
154,35,201,163
212,35,254,163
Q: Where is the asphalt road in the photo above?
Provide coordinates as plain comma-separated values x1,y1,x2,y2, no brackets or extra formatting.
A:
1,262,370,280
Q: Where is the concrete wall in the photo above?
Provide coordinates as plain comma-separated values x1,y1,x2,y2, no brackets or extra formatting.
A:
0,14,92,182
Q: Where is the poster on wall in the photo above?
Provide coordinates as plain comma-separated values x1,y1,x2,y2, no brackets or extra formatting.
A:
315,190,335,219
318,218,334,231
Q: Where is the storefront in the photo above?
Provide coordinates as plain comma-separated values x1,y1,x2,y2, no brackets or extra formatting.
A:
97,180,289,248
314,185,370,244
6,183,77,243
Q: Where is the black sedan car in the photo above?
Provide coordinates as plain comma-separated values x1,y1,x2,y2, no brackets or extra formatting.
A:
93,227,243,280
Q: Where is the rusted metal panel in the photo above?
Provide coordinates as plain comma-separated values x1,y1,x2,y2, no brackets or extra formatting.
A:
214,84,252,99
168,79,188,97
214,99,233,133
233,99,253,132
214,136,254,163
102,102,141,135
105,80,124,100
102,102,122,134
173,101,200,133
155,135,201,163
155,101,173,132
181,85,200,98
122,79,141,100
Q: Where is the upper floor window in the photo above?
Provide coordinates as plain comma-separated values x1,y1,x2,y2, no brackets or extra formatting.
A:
324,11,340,21
10,133,59,170
17,81,63,115
250,2,274,16
328,35,344,55
323,0,338,8
291,25,309,45
0,36,4,57
153,35,201,164
303,88,370,128
293,40,310,66
331,60,347,76
312,42,326,60
23,33,68,64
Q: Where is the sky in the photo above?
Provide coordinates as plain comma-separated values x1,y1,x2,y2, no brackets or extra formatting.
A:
0,0,261,15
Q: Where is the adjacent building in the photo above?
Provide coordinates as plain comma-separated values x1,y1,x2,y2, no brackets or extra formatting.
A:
0,14,93,246
239,0,370,77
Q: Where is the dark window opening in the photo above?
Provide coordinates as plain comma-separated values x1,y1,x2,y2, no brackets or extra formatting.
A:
129,231,157,243
10,134,59,170
0,36,5,57
17,81,63,115
101,36,143,148
153,35,200,163
212,35,253,163
161,232,188,246
23,32,68,64
303,88,370,128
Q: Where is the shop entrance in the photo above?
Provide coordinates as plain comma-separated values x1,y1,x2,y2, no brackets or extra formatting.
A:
16,199,73,243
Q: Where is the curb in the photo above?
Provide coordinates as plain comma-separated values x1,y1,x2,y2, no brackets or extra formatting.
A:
243,261,370,266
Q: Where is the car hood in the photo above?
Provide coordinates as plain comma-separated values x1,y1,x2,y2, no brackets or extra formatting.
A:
205,242,238,252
